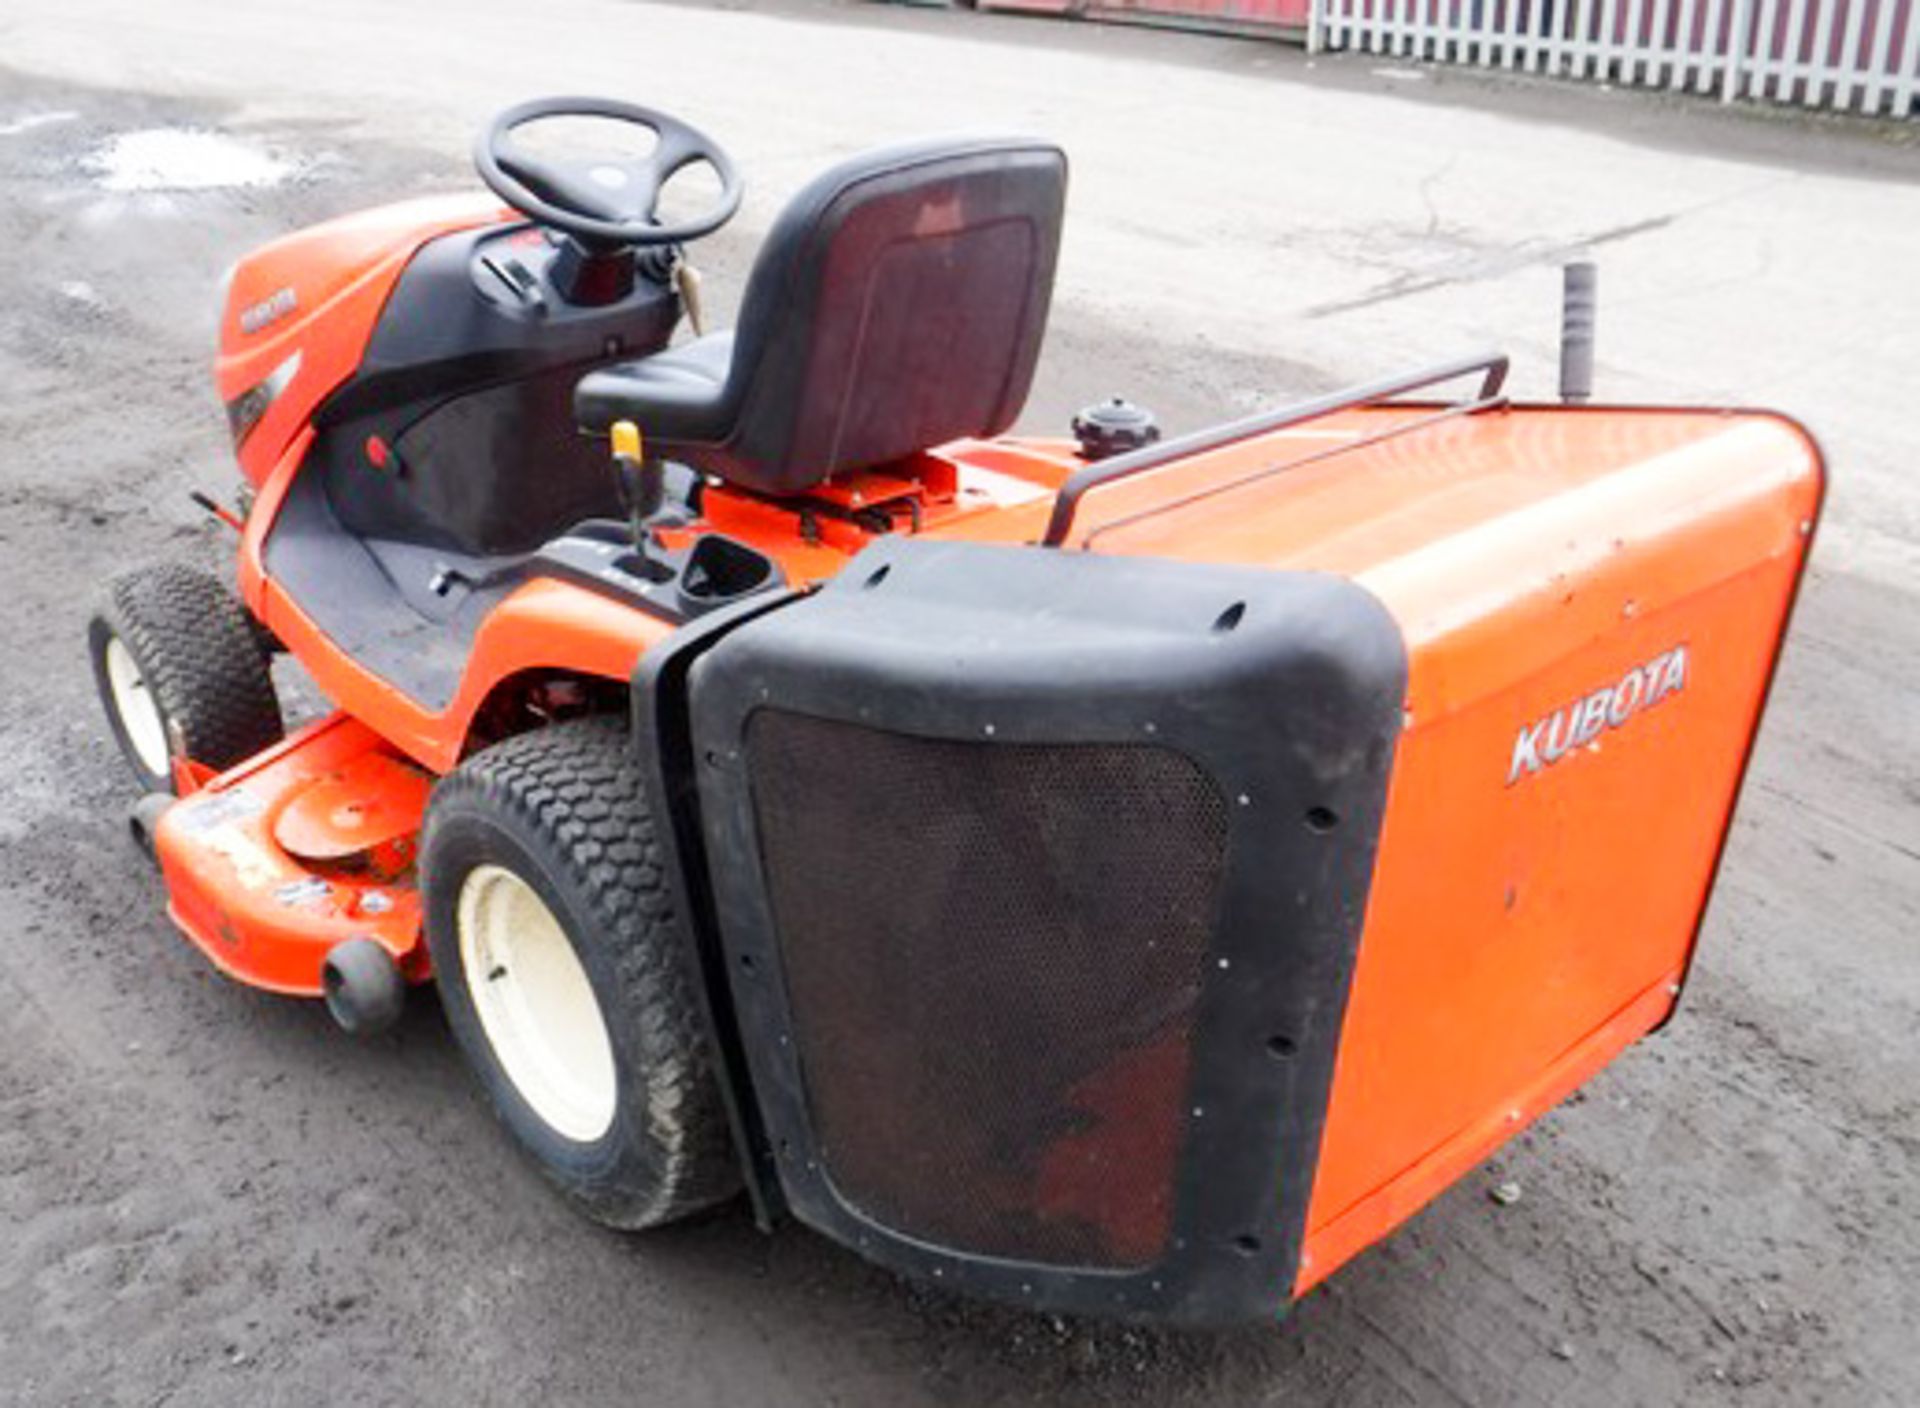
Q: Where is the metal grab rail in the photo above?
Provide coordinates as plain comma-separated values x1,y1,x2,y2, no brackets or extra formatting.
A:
1041,351,1510,548
1079,392,1508,552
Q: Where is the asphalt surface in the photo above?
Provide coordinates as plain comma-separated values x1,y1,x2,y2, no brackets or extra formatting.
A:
0,1,1916,1404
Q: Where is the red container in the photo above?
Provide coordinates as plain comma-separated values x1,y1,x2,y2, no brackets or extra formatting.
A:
977,0,1309,37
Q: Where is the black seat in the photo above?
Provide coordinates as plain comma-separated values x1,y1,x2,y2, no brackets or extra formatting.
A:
575,137,1067,498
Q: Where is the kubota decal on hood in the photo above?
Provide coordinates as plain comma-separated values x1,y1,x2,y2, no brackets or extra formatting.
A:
1508,644,1689,785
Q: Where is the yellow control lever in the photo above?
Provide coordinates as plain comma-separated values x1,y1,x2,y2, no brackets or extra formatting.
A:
610,419,643,464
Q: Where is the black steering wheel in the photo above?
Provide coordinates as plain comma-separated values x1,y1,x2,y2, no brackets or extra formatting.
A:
474,96,743,248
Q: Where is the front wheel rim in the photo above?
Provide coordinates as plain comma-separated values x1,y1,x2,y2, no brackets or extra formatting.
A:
104,635,169,779
456,863,619,1144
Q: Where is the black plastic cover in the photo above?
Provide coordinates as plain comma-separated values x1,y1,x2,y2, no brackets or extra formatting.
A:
316,224,680,556
681,538,1407,1324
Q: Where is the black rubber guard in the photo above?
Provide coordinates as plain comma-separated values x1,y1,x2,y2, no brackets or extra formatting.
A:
638,538,1408,1324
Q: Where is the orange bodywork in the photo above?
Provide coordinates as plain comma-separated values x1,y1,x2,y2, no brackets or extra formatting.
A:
1046,403,1822,1294
216,194,509,485
153,714,430,995
233,434,1072,774
194,211,1819,1302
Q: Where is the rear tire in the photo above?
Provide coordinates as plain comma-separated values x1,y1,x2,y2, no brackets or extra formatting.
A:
420,716,739,1229
87,562,283,793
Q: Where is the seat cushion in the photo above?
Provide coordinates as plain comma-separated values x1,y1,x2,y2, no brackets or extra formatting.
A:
576,330,735,444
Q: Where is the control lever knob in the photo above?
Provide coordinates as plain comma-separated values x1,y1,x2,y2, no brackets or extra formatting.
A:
673,260,707,338
610,420,665,548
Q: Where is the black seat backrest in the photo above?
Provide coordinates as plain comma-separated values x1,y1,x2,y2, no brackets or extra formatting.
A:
690,138,1065,495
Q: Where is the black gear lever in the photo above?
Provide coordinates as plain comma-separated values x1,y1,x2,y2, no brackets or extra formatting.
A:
610,419,665,551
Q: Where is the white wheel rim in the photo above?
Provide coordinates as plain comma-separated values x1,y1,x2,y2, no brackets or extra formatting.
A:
105,635,169,778
456,863,618,1143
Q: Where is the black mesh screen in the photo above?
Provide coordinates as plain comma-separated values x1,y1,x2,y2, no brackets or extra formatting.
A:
743,710,1229,1270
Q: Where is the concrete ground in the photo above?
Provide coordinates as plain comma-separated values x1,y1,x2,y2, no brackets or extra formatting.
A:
0,0,1915,1403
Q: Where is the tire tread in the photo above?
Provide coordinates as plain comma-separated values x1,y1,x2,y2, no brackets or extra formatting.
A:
425,717,738,1227
95,562,282,783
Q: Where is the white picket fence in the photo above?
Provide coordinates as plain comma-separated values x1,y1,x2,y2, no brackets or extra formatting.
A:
1308,0,1920,115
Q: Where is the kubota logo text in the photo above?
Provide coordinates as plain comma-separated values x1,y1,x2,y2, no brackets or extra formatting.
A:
239,285,297,335
1507,644,1688,785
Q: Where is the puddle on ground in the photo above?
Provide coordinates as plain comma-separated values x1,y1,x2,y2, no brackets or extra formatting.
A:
83,128,294,193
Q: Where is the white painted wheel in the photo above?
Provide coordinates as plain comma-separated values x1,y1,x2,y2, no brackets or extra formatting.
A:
423,719,739,1227
456,863,618,1144
104,634,170,778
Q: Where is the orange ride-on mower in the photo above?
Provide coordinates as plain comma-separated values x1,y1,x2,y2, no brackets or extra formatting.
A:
89,97,1822,1325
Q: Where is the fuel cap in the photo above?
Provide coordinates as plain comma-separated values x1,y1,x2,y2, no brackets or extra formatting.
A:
1072,397,1161,462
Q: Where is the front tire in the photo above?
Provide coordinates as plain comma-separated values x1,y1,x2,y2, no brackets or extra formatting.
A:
87,562,282,793
420,716,738,1228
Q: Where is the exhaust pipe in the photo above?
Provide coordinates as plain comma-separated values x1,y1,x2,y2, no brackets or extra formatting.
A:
1559,260,1597,404
128,792,174,862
